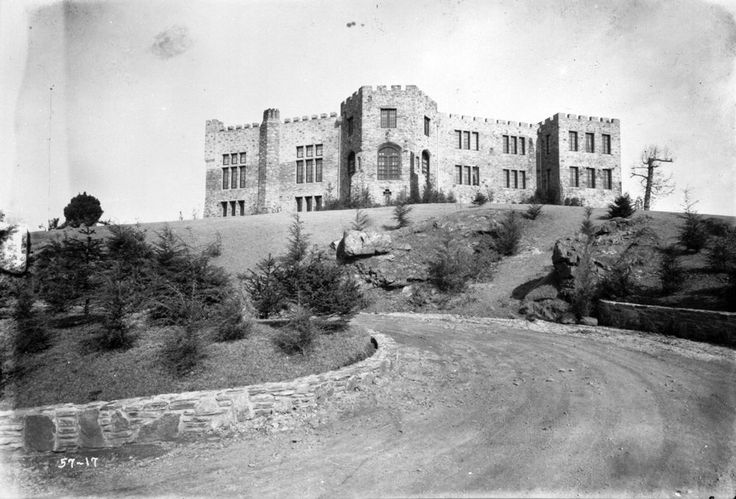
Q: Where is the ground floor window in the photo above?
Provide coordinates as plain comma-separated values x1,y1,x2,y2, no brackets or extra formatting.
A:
503,169,527,189
221,200,246,217
296,195,323,212
602,169,612,189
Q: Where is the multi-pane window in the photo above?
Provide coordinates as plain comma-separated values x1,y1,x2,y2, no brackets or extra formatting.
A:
455,165,463,184
223,154,230,166
503,169,527,189
602,134,611,154
454,165,475,185
520,171,527,189
380,108,397,128
586,167,596,188
347,117,354,136
296,160,305,183
602,169,612,189
570,166,580,187
231,153,238,165
424,116,431,136
239,166,246,188
306,159,314,183
456,130,479,150
217,156,245,189
503,135,526,155
231,167,237,189
240,152,246,164
222,168,229,189
464,166,471,185
315,158,323,182
585,133,595,153
569,131,578,151
377,145,401,179
295,144,323,183
472,167,480,186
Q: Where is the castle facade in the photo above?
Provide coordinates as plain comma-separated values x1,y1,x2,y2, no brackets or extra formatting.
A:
204,85,621,217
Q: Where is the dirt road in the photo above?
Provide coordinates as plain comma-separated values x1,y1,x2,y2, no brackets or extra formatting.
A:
11,313,736,497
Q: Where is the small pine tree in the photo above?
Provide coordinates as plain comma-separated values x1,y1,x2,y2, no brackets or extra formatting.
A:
240,254,285,319
525,203,543,220
659,245,685,294
274,306,318,355
428,239,472,293
284,214,309,266
494,211,523,256
580,207,597,238
351,209,371,231
393,202,413,228
608,193,636,219
12,280,49,356
678,192,708,253
471,191,488,207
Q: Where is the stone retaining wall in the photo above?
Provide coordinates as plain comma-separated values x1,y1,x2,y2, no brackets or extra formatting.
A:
597,300,736,347
0,332,396,453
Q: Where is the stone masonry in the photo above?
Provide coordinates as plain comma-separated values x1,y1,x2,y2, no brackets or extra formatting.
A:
204,85,622,217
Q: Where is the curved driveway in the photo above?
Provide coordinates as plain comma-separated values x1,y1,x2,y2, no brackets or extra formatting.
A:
15,313,736,497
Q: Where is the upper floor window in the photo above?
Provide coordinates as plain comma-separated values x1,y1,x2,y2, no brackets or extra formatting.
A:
295,143,323,183
380,108,397,128
223,154,230,166
602,134,611,154
586,167,596,188
222,168,229,189
472,166,480,186
455,130,479,150
377,145,400,180
347,151,356,175
296,160,305,183
296,146,304,158
315,144,323,156
347,117,354,136
545,134,551,154
585,133,595,153
239,166,246,188
602,169,612,189
424,116,431,136
569,131,578,151
503,135,526,155
240,152,246,164
306,145,313,157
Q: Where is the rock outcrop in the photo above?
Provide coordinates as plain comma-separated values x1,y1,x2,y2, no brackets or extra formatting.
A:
337,230,393,259
0,222,30,275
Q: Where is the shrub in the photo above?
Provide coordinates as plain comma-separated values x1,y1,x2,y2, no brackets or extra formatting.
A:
564,197,583,207
162,323,204,375
525,203,543,220
202,231,223,258
494,211,523,256
702,217,732,238
471,191,488,207
678,194,708,253
274,307,318,355
659,245,685,294
213,297,252,342
428,239,472,293
240,254,285,319
608,193,635,219
12,280,49,356
598,259,635,300
393,202,413,228
351,209,371,231
94,272,135,350
284,214,309,266
580,207,596,238
63,192,103,227
446,191,457,203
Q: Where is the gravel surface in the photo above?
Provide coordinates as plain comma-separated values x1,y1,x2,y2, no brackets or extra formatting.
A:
7,312,735,498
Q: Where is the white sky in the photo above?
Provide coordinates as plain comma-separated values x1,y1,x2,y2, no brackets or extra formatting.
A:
1,0,735,227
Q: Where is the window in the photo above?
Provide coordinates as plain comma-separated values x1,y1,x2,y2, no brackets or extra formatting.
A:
503,134,525,154
239,166,246,188
230,201,236,217
306,145,313,158
602,134,611,154
545,134,551,154
380,108,397,128
231,167,238,189
512,170,518,189
585,133,595,153
223,154,230,166
472,132,479,151
315,196,323,211
347,117,354,136
586,167,596,188
455,165,463,184
306,159,314,183
238,200,245,216
315,144,323,156
503,135,510,154
503,169,526,189
231,153,238,165
348,152,356,175
455,130,462,149
221,202,227,217
520,171,526,189
602,169,612,189
296,197,303,212
456,130,478,150
510,136,518,155
503,169,510,188
424,116,430,136
570,167,579,188
315,158,323,182
462,131,470,150
464,166,471,185
472,167,479,186
421,152,429,176
240,152,246,164
569,131,578,151
222,168,229,189
296,160,304,183
520,137,526,155
377,145,400,180
306,196,313,212
296,146,304,158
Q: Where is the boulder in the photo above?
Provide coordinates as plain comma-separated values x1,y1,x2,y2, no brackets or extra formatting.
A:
519,298,570,322
0,222,30,275
525,284,559,302
338,230,393,258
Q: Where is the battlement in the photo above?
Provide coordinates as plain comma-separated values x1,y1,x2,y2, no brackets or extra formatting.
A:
446,113,537,128
283,112,338,124
541,113,620,126
263,108,280,121
341,84,437,110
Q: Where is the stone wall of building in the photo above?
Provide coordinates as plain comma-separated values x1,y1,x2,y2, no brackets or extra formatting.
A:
597,300,736,347
0,333,397,453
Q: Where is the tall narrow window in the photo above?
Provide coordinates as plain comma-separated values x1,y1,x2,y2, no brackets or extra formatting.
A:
462,131,470,150
464,166,471,185
520,171,527,189
421,151,430,176
455,165,463,184
222,168,229,189
569,131,578,151
238,200,245,216
306,159,314,183
520,137,526,155
296,160,304,183
503,135,510,154
585,133,595,153
510,136,518,155
424,116,430,136
504,169,510,188
512,170,519,189
602,134,611,154
586,167,596,188
230,201,236,217
239,166,246,188
315,196,323,211
231,167,237,189
296,146,304,158
380,108,397,128
223,154,230,166
347,117,354,136
315,158,323,182
570,167,579,187
472,132,479,150
240,152,246,164
296,197,303,212
472,166,479,186
221,202,228,217
306,197,313,212
348,152,356,175
377,145,400,180
545,134,551,154
455,130,462,149
603,169,612,189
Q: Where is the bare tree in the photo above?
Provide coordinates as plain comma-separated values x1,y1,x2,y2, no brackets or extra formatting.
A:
631,146,675,210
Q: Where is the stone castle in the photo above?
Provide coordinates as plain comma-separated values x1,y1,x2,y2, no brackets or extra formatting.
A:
204,85,621,217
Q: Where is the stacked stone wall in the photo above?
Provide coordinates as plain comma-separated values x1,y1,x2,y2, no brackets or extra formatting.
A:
0,333,397,453
597,300,736,347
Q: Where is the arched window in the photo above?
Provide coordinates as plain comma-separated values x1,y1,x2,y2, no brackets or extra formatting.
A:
377,145,401,180
347,151,356,175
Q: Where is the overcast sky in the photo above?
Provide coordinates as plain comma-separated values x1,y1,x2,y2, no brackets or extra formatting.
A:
1,0,735,227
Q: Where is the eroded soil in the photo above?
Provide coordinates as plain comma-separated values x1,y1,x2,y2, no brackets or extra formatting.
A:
7,313,735,498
